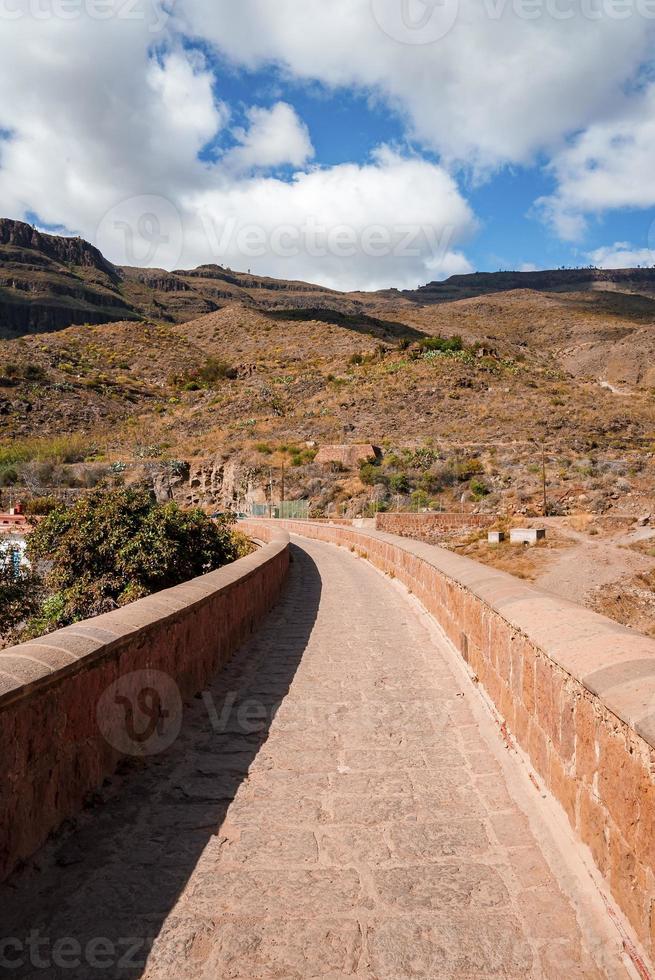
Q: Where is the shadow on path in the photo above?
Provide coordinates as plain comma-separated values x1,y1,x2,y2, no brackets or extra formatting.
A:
0,544,320,979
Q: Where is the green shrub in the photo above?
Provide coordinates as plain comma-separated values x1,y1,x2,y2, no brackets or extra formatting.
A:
23,486,245,637
360,462,386,486
452,458,484,482
198,358,237,383
24,496,60,516
389,473,411,494
0,465,18,487
419,335,463,353
0,551,41,639
0,434,94,468
470,478,490,500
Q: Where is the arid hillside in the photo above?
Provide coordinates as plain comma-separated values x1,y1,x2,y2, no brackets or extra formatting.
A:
0,218,370,336
1,218,655,521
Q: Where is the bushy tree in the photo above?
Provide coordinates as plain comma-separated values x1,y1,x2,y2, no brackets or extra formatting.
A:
25,485,247,636
0,549,40,641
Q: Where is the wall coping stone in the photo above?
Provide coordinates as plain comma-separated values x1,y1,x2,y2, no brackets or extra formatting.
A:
0,528,289,711
273,520,655,750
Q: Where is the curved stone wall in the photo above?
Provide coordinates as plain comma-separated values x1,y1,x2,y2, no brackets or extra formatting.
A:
271,518,655,956
0,526,289,882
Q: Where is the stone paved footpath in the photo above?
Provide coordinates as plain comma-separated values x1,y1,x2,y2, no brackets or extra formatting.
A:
0,538,635,979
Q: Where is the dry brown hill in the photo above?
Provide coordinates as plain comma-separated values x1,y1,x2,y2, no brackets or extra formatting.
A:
0,218,371,336
2,219,655,519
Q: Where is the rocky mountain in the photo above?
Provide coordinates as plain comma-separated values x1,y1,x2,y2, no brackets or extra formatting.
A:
4,216,655,337
387,267,655,305
0,218,368,336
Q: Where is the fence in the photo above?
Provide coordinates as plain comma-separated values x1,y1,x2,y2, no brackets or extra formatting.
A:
249,501,309,520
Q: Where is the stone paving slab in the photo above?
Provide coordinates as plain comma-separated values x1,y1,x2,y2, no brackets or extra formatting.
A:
0,537,637,978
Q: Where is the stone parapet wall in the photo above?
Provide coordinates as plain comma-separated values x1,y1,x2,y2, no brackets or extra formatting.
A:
0,525,289,882
376,513,495,543
271,518,655,956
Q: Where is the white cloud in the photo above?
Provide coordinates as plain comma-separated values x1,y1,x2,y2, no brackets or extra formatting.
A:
1,0,654,286
225,102,314,173
537,83,655,239
180,148,477,290
180,0,655,170
586,242,655,269
148,50,230,150
0,14,474,289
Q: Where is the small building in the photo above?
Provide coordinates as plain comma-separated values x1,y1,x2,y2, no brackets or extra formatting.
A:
488,531,506,544
0,508,29,536
510,528,546,545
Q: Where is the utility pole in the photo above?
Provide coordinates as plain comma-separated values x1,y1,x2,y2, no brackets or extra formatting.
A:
532,438,548,517
268,468,273,519
280,463,285,518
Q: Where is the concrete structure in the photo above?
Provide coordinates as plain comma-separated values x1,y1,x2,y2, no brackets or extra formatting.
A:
510,527,547,545
488,530,506,544
1,518,655,975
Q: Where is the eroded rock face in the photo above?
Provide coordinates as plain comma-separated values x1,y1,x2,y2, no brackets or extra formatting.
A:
151,457,254,510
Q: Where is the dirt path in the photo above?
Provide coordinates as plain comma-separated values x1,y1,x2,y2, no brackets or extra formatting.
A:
533,521,655,605
0,537,637,978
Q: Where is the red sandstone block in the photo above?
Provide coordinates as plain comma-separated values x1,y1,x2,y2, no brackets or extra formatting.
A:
528,719,549,781
522,647,536,716
575,695,598,784
535,658,554,740
635,778,655,879
508,636,522,697
598,724,641,848
499,680,515,731
488,616,508,675
578,785,609,875
559,688,576,764
485,664,503,709
609,828,649,945
514,703,530,751
549,752,576,828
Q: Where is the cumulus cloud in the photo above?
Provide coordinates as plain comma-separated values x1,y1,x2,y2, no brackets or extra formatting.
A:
0,12,474,288
0,15,225,227
178,0,655,238
181,148,477,290
224,102,314,173
537,84,655,239
586,243,655,269
180,0,655,170
1,0,654,285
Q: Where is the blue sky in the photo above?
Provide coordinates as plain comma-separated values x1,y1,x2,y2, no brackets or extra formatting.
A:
203,59,655,275
1,1,655,289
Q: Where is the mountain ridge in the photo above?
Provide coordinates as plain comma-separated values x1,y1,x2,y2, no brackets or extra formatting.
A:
2,216,655,335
